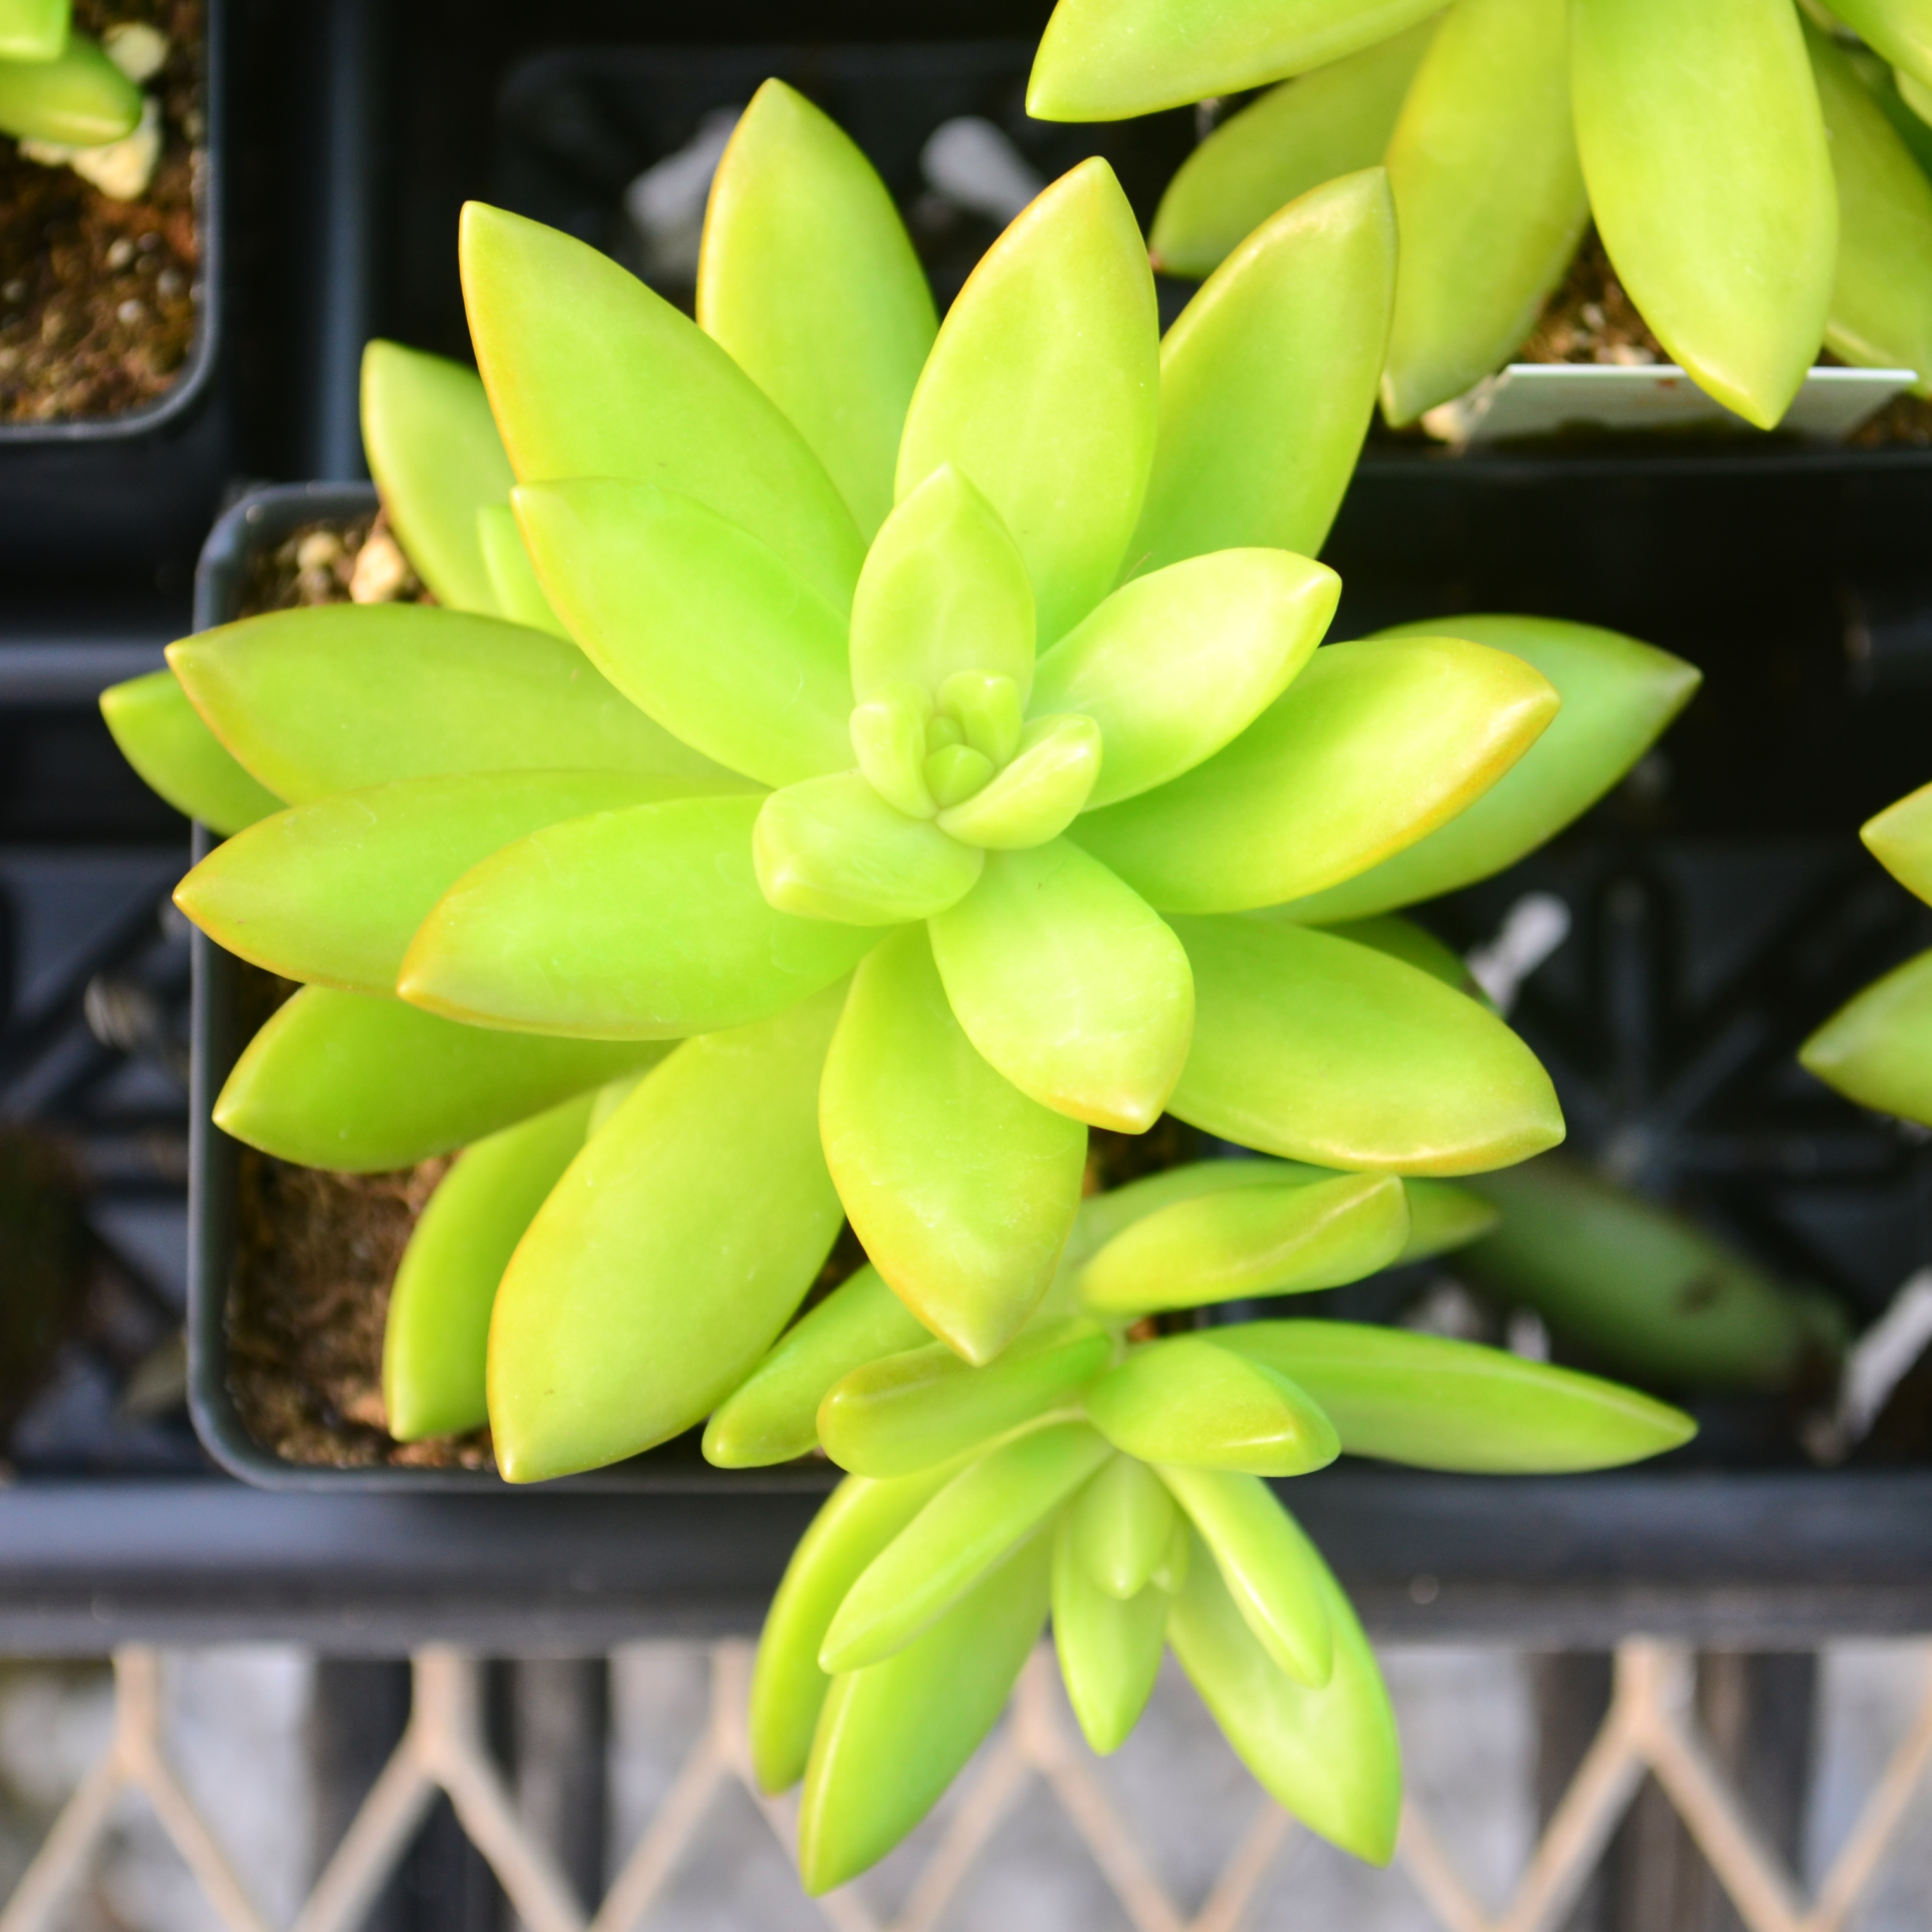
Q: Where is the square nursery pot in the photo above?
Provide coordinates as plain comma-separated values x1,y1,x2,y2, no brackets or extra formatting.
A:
0,0,233,581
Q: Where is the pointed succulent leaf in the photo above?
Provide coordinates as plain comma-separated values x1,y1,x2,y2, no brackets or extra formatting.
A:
1571,0,1836,428
933,715,1102,847
1831,0,1932,94
177,772,707,997
1052,1517,1167,1756
705,1264,932,1469
850,686,939,820
401,796,875,1040
1089,1336,1340,1477
1133,171,1396,572
700,81,938,541
99,672,282,836
476,503,568,638
1071,1453,1178,1599
1863,781,1932,903
796,1534,1051,1895
1279,617,1699,922
488,985,847,1481
1076,1155,1305,1252
360,341,515,614
755,772,983,924
0,0,64,61
820,927,1087,1363
1171,916,1563,1172
459,201,864,608
516,478,854,787
383,1093,593,1442
214,985,663,1172
1030,550,1338,809
1080,1172,1408,1314
168,605,725,801
897,159,1159,647
820,1420,1110,1671
1166,1525,1400,1864
1214,1320,1694,1471
1314,912,1482,996
1400,1178,1500,1259
0,32,141,145
928,841,1192,1132
1073,635,1557,914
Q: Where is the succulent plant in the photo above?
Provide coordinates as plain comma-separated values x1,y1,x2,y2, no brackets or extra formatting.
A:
0,0,142,149
104,80,1694,1484
1030,0,1932,428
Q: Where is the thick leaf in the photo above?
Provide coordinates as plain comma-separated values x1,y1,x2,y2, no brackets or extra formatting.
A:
1027,0,1447,117
896,158,1159,646
1030,550,1338,808
402,796,875,1040
705,1264,931,1469
1080,1171,1408,1312
797,1535,1050,1894
515,478,854,787
1863,780,1932,903
1401,1177,1500,1258
488,985,846,1480
699,81,937,540
1076,1155,1300,1252
1381,0,1588,423
475,503,568,638
1166,1525,1400,1863
1279,617,1699,923
168,605,724,801
1071,1453,1177,1598
0,32,140,144
1214,1320,1695,1471
1088,1336,1339,1475
178,772,706,997
1318,911,1481,995
1149,24,1435,278
820,1420,1110,1671
459,201,864,608
928,842,1193,1131
1132,170,1395,571
1833,0,1932,93
933,714,1102,847
214,986,663,1172
1571,0,1836,428
360,341,514,613
820,926,1088,1362
382,1093,593,1441
1053,1517,1167,1754
1171,916,1564,1172
0,0,63,61
1074,635,1556,913
100,672,282,836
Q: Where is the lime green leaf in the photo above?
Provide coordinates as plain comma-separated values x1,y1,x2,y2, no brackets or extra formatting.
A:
820,926,1087,1362
1171,916,1564,1172
488,985,846,1481
214,985,662,1172
1074,634,1557,914
699,81,937,541
1863,781,1932,902
1076,1156,1303,1252
1401,1177,1500,1258
400,796,874,1040
100,672,282,836
0,32,140,145
1833,0,1932,94
1279,617,1699,923
515,478,853,787
1071,1453,1177,1598
0,0,64,62
475,504,567,638
1315,912,1481,995
459,200,864,609
1053,1517,1167,1754
934,715,1102,848
897,158,1159,646
1572,0,1835,428
1133,170,1396,571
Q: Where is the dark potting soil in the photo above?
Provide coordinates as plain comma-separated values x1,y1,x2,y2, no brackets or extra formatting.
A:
0,0,204,424
1518,228,1668,370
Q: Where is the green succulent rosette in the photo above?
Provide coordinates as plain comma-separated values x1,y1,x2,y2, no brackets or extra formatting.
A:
0,0,142,147
104,81,1695,1482
1031,0,1932,429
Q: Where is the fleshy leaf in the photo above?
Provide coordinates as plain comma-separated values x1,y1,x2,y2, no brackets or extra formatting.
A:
1132,170,1396,571
383,1093,593,1441
1863,781,1932,903
214,985,663,1172
699,82,937,541
168,605,726,801
1829,0,1932,95
1030,550,1338,808
1073,634,1556,913
475,503,568,638
928,840,1191,1132
1317,912,1481,996
1401,1177,1501,1258
1571,0,1836,428
402,796,876,1040
1214,1320,1695,1471
100,672,282,836
1171,916,1563,1172
459,201,864,608
1279,617,1699,922
360,341,514,613
895,158,1159,646
1071,1453,1177,1599
1052,1517,1167,1755
820,926,1088,1363
488,984,847,1482
0,32,141,145
515,477,854,787
1076,1156,1305,1252
933,715,1102,848
0,0,63,61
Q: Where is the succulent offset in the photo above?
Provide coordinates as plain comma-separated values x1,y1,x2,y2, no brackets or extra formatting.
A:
0,0,143,151
1030,0,1932,428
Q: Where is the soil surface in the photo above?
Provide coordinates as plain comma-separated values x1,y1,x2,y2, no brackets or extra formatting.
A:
1518,228,1668,369
0,0,204,423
